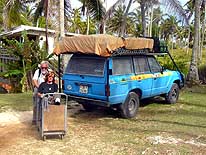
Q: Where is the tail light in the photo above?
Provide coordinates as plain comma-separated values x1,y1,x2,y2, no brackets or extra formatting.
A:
105,84,110,96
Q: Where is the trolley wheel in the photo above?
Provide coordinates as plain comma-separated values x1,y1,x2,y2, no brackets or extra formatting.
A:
60,134,64,140
43,135,46,141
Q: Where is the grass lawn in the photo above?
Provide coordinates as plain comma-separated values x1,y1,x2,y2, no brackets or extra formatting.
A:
0,86,206,154
0,92,32,112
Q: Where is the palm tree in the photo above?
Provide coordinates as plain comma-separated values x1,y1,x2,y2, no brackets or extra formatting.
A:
184,0,205,62
79,0,105,34
120,0,133,37
133,0,188,37
67,8,83,34
34,0,71,52
107,5,135,36
160,15,180,46
2,0,34,30
187,0,201,82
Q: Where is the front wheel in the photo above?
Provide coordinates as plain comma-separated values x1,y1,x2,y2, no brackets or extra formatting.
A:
119,92,139,119
165,83,179,104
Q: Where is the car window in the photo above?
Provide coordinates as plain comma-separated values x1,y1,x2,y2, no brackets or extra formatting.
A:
65,56,106,76
112,57,133,75
133,56,150,74
148,56,161,73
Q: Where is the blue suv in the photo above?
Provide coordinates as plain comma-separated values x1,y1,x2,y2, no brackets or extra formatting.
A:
62,49,184,118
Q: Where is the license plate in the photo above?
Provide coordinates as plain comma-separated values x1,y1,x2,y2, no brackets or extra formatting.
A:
79,85,88,94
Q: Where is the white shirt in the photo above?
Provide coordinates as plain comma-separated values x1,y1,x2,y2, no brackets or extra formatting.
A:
32,69,47,86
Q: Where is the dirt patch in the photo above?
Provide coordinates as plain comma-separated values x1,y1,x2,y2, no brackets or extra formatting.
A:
0,111,35,150
147,135,206,147
0,111,32,126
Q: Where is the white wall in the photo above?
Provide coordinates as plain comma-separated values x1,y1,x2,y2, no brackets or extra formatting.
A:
39,35,55,55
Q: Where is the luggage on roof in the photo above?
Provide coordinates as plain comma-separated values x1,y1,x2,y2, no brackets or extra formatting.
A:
53,34,154,57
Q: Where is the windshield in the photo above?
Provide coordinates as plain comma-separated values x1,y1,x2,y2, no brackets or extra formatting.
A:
65,55,106,76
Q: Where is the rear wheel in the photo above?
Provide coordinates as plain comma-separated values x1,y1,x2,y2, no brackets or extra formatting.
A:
165,83,179,104
119,92,139,119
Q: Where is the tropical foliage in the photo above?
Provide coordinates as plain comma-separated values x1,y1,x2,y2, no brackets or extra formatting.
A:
0,32,47,92
0,0,205,92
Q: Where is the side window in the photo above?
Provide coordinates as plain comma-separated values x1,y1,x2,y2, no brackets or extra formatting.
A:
133,56,150,74
148,56,161,73
113,57,133,75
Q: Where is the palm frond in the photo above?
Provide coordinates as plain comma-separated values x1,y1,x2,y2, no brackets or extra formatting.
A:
88,0,105,21
64,0,71,17
160,0,189,25
105,0,124,20
34,0,45,23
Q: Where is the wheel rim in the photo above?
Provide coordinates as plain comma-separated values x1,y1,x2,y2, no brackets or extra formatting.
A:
171,88,177,101
128,98,136,112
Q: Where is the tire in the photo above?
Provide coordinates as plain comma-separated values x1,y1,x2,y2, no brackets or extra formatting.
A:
119,92,139,119
165,83,179,104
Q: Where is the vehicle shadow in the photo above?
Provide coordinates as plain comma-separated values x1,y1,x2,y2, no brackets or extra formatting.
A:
140,97,167,107
68,97,170,120
68,103,121,119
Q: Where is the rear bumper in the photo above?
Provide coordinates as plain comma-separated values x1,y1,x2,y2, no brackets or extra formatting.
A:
68,95,110,107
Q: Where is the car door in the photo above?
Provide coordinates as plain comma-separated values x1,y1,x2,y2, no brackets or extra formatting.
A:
147,56,168,96
109,56,134,104
133,56,153,98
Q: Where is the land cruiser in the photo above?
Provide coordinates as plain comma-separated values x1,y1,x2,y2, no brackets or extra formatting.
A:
54,34,184,118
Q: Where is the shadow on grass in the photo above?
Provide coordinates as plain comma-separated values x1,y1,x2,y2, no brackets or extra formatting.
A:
140,97,167,107
135,118,206,129
103,122,206,139
178,100,206,108
69,105,121,120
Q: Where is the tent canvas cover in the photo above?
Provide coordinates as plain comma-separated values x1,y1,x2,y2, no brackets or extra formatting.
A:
53,34,154,57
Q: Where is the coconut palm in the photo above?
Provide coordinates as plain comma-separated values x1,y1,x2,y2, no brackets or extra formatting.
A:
107,5,135,36
78,0,124,34
2,0,34,30
78,0,105,34
120,0,133,37
34,0,71,52
187,0,201,82
132,0,189,37
185,0,206,62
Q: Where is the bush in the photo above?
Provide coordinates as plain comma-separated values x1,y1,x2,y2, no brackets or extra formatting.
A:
157,54,188,75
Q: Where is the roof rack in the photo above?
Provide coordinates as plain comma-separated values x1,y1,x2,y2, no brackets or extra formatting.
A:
111,45,169,57
111,48,150,56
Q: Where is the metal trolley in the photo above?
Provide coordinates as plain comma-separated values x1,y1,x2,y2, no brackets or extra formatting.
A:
37,93,68,141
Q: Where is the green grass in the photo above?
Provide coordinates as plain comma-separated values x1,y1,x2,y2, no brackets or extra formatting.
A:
0,92,32,112
67,86,206,154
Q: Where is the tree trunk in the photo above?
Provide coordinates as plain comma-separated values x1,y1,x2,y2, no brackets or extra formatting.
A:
149,5,153,37
186,27,190,54
200,1,206,63
187,0,200,83
140,1,146,37
59,0,65,38
45,0,49,54
120,0,133,37
86,12,90,35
